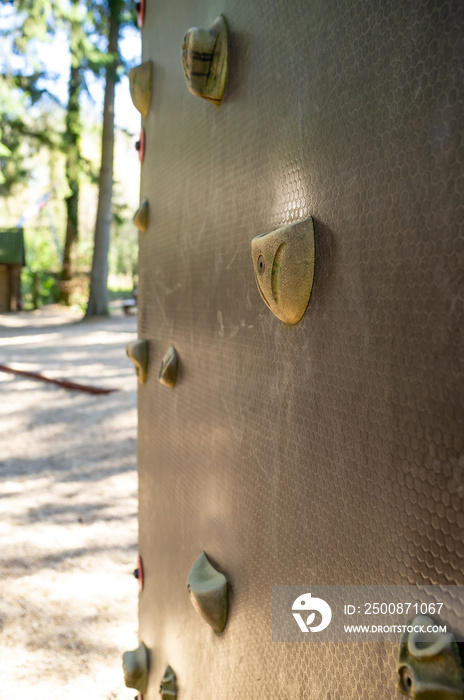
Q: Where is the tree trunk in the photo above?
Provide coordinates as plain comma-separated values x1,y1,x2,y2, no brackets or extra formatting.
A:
85,1,121,317
60,2,82,306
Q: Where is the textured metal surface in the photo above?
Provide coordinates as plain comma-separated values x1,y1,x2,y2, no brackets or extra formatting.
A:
137,0,464,698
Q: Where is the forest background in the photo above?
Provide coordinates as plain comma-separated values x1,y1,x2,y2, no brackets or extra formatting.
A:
0,0,141,313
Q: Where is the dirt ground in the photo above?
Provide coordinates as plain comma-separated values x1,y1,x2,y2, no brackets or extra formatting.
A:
0,306,140,699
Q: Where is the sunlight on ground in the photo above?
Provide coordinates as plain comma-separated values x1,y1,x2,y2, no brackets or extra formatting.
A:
0,308,140,699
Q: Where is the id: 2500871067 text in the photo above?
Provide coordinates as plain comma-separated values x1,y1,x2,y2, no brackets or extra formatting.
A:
344,602,444,616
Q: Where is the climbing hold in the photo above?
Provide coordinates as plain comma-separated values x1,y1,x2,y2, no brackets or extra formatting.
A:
181,16,228,105
129,61,152,117
187,551,228,633
126,340,149,384
251,217,315,325
122,642,149,694
133,200,149,232
158,346,179,388
397,614,464,698
159,665,177,699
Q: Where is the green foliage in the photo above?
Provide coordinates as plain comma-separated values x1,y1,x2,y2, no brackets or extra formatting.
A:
0,0,64,196
21,268,60,309
1,0,140,310
24,224,61,272
109,196,138,278
20,221,62,308
10,0,59,51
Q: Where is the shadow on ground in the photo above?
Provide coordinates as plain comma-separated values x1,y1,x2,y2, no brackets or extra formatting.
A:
0,308,140,700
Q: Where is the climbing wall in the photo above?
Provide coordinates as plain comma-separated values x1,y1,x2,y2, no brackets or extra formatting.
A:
132,0,464,697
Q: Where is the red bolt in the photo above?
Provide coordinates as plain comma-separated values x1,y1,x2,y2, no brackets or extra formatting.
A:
136,129,145,164
135,554,144,592
137,0,145,28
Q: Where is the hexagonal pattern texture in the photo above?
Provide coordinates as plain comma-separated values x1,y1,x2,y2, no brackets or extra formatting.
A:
137,0,464,698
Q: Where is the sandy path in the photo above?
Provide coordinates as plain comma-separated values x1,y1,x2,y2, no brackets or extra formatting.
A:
0,307,140,699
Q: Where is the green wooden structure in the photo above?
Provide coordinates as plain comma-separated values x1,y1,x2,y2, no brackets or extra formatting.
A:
0,228,25,312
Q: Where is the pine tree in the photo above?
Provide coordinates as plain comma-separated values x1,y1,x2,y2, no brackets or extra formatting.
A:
60,0,84,304
85,0,134,317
